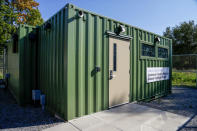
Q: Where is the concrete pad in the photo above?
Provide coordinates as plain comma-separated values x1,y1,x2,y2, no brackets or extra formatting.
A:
85,122,120,131
69,115,104,130
42,122,78,131
44,103,189,131
141,112,188,131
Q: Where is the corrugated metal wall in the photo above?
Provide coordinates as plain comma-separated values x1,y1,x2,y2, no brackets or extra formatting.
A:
38,7,67,118
8,25,37,105
130,29,172,102
7,38,20,103
66,5,109,120
20,25,37,104
38,4,172,120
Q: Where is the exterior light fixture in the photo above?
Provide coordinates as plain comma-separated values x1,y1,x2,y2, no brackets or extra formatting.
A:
44,22,51,30
154,37,160,43
116,25,125,35
78,11,84,18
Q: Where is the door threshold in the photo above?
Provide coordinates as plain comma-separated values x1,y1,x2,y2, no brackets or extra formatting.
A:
109,101,138,109
109,102,129,109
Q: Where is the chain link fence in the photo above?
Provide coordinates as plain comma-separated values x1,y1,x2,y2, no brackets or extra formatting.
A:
0,48,7,79
173,54,197,87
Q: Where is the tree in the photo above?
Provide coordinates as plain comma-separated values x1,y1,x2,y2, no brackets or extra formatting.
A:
163,21,197,54
0,0,16,44
13,0,43,26
0,0,44,44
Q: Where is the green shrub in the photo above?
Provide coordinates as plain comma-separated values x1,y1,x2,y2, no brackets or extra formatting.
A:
172,72,196,87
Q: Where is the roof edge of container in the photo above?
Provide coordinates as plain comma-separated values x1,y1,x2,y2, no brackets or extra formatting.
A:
42,4,68,26
19,24,37,28
66,3,171,41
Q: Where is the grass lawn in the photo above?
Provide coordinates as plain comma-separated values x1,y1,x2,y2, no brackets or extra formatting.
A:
172,72,197,87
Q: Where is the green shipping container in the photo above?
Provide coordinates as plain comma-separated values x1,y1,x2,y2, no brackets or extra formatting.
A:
7,25,37,105
7,3,172,120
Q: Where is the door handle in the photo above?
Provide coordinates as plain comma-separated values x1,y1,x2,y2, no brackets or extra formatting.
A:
109,70,116,80
109,70,113,80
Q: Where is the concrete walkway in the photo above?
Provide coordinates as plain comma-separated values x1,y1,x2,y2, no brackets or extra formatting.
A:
44,103,189,131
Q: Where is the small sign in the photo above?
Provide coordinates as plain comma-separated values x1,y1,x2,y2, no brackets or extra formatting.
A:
147,67,169,83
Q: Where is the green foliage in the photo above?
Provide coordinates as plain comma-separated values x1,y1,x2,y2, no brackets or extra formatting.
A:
0,0,43,45
163,21,197,54
0,0,17,44
172,72,196,87
26,9,43,26
173,55,196,70
14,0,44,26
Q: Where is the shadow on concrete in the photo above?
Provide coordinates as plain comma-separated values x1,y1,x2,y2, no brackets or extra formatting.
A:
107,87,197,116
139,87,197,116
138,87,197,131
0,88,63,130
177,113,197,131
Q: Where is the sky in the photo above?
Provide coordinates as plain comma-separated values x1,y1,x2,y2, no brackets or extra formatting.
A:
36,0,197,35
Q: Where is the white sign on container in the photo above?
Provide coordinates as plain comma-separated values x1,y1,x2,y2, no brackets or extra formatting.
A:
147,67,169,83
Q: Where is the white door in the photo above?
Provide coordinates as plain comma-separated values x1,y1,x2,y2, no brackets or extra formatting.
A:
109,37,130,107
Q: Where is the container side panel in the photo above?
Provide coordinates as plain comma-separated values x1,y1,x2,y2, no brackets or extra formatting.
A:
8,25,36,105
76,13,86,116
66,7,77,119
102,19,109,109
130,28,171,101
23,26,37,104
7,41,20,103
65,6,109,120
38,7,67,119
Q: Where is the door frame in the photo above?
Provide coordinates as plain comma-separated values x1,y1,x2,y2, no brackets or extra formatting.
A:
107,32,132,108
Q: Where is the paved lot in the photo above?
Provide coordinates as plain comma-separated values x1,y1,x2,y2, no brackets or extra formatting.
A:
44,103,189,131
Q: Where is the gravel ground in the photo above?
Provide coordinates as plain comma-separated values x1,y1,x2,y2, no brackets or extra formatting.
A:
0,88,64,131
138,86,197,131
